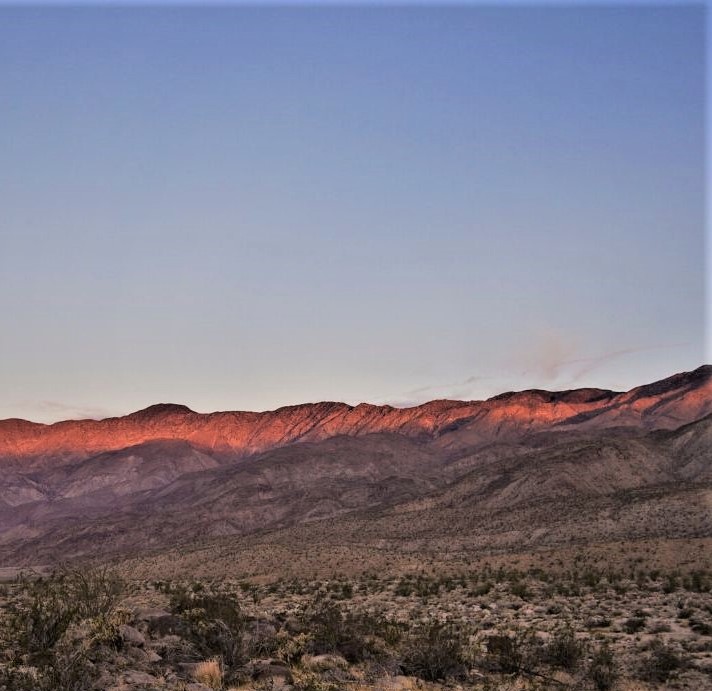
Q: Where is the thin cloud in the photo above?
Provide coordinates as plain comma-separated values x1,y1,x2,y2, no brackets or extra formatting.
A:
385,374,495,407
383,342,689,408
23,401,117,421
564,343,688,384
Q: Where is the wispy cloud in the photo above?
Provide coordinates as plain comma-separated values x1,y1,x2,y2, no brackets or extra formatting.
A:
509,327,580,383
381,341,689,408
562,343,689,384
506,324,688,389
382,375,496,407
19,401,117,422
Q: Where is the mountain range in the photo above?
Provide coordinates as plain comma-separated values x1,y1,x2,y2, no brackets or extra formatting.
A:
0,365,710,573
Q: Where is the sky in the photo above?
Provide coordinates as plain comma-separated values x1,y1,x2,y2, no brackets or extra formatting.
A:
0,3,707,422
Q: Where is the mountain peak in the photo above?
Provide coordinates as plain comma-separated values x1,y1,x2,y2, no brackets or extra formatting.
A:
127,403,195,419
624,364,712,402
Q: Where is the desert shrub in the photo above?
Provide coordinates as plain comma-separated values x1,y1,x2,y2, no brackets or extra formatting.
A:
394,578,413,596
585,615,611,629
3,578,78,664
677,606,694,619
481,633,524,674
649,620,671,633
541,626,584,670
63,565,124,619
291,668,341,691
623,616,646,634
169,589,247,669
662,574,678,594
247,619,280,658
194,657,223,690
276,631,312,664
1,567,124,666
471,581,492,597
415,576,440,598
0,594,120,691
639,640,685,682
509,581,529,599
687,570,710,592
690,618,712,635
0,647,95,691
399,621,468,682
336,582,353,599
582,569,601,588
371,616,407,648
302,600,343,654
588,642,617,690
298,599,382,663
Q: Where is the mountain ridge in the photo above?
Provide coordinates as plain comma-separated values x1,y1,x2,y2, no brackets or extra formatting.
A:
0,365,710,567
1,365,709,469
6,364,710,427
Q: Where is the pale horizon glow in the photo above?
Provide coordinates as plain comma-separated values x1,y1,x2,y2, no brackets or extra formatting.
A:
0,4,706,423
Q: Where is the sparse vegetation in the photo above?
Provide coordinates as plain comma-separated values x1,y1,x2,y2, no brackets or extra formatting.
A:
0,566,125,691
1,565,711,689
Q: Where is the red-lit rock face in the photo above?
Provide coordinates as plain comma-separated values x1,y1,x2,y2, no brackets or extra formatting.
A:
0,366,710,468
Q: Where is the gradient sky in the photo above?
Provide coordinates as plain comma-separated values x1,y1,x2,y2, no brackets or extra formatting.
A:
0,3,707,422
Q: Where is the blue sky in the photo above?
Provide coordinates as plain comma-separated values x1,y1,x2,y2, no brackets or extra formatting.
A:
0,3,706,422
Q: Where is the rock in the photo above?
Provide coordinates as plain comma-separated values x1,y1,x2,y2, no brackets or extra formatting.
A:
136,607,171,621
121,669,161,686
125,646,150,663
119,624,146,647
249,658,292,683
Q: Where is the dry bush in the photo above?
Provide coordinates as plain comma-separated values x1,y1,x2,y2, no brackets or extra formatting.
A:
540,626,585,670
169,587,247,669
0,567,125,691
194,657,223,690
638,640,686,683
399,621,469,682
587,642,617,690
